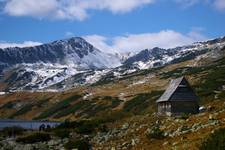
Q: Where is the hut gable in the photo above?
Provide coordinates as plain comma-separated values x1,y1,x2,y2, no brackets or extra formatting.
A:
157,76,198,103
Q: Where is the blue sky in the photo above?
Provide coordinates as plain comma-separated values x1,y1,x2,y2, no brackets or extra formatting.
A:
0,0,225,52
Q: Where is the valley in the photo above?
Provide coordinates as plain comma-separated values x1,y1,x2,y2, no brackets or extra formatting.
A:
0,36,225,149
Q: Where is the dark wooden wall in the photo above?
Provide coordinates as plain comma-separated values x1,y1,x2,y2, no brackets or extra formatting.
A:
171,101,199,114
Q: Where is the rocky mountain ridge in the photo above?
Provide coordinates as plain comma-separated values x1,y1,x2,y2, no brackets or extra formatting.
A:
0,36,225,91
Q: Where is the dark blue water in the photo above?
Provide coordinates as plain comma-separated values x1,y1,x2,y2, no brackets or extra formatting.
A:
0,119,61,130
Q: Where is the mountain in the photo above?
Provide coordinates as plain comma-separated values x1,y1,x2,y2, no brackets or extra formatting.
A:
0,36,225,91
0,37,120,71
122,36,225,69
0,37,121,91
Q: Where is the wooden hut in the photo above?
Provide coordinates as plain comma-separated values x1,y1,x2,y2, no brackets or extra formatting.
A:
156,76,199,116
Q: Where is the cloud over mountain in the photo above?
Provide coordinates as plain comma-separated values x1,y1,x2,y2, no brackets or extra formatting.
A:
84,30,207,53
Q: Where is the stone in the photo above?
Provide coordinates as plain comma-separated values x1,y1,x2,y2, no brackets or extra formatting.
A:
111,147,116,150
208,114,215,120
163,141,169,146
172,142,178,146
121,123,129,130
131,139,135,146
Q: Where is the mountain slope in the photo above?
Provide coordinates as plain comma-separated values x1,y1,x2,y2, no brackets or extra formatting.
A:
0,37,120,70
1,36,225,91
0,37,121,91
123,36,225,69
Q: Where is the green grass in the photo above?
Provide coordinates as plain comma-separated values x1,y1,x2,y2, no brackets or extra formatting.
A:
160,66,207,79
123,91,163,114
54,101,90,118
16,132,51,144
195,59,225,100
54,96,122,118
9,98,50,119
34,94,82,120
64,139,90,150
199,128,225,150
0,101,15,109
9,104,33,118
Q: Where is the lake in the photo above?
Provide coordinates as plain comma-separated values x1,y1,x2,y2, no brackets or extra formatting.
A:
0,119,61,130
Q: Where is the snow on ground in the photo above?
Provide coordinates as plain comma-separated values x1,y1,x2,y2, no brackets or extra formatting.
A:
83,93,93,100
85,70,110,84
0,92,6,95
19,63,82,90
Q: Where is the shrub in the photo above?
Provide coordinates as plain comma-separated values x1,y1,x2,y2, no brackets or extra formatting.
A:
64,139,90,150
54,101,89,118
199,128,225,150
146,125,164,139
123,91,163,114
35,95,82,119
75,120,102,134
0,126,25,137
180,113,190,120
9,104,33,118
16,132,51,144
53,129,70,139
0,101,14,109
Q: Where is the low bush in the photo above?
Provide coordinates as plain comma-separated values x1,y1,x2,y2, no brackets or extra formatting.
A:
54,101,89,118
64,139,90,150
56,119,101,134
35,94,82,120
9,104,33,118
53,129,70,139
146,125,164,139
199,128,225,150
75,120,103,134
16,132,51,144
0,126,25,137
180,113,190,120
123,91,163,114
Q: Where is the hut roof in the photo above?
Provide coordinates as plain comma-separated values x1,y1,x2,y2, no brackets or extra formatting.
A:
156,76,198,103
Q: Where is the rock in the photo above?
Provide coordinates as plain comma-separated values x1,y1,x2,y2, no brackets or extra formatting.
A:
207,106,215,111
23,144,33,150
35,143,49,150
48,140,58,146
156,120,160,125
121,123,129,130
163,141,169,146
172,142,178,146
131,139,136,146
178,125,189,132
199,106,206,113
163,132,170,137
208,114,215,120
111,147,116,150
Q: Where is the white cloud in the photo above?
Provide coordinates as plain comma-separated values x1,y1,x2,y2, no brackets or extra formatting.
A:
0,41,42,49
174,0,201,8
174,0,225,11
84,35,118,54
65,31,75,37
84,30,207,53
214,0,225,10
4,0,59,18
3,0,154,20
